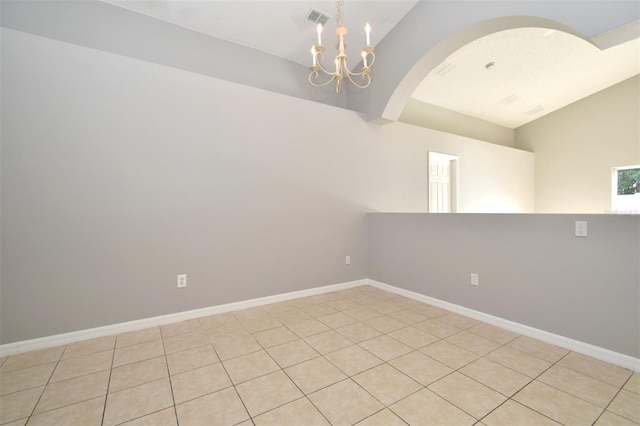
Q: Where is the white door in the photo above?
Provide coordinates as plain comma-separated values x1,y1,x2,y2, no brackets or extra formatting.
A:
429,152,458,213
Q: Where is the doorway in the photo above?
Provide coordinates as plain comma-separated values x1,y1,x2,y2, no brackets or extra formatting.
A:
429,152,458,213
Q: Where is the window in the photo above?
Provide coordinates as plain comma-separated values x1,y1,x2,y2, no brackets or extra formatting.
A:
612,166,640,214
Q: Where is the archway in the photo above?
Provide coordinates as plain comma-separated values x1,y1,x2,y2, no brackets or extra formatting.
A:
378,16,590,124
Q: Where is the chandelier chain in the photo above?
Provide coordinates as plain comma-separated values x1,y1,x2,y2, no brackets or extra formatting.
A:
336,0,344,28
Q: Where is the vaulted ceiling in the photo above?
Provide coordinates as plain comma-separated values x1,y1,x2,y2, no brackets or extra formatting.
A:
102,1,639,129
3,1,638,131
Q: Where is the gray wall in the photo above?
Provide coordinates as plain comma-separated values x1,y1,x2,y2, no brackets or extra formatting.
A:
0,29,368,343
368,213,640,357
1,28,534,343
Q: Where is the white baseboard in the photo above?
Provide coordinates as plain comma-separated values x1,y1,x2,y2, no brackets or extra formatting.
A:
0,279,366,357
367,279,640,372
3,278,638,373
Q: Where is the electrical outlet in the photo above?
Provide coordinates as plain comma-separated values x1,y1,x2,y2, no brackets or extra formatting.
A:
345,255,351,265
470,273,479,286
177,274,187,288
575,221,588,237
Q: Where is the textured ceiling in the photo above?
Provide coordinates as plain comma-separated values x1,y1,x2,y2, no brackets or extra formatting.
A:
411,27,640,128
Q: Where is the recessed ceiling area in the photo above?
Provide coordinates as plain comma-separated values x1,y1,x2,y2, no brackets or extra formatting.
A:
410,27,640,129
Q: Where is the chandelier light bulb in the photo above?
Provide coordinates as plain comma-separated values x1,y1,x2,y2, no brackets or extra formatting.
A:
365,22,371,45
316,23,323,45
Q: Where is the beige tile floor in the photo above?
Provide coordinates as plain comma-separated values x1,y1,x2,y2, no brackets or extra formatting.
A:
1,285,638,425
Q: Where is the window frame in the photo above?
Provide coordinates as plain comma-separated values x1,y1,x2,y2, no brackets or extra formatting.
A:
611,165,640,214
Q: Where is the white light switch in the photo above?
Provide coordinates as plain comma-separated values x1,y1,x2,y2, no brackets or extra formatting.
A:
575,221,588,237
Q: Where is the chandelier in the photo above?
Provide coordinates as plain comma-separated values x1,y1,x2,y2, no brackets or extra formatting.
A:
308,0,375,93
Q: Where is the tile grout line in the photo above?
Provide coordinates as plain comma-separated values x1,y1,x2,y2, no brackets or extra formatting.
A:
589,371,635,425
231,294,388,423
167,296,378,421
21,359,60,425
529,349,591,422
332,305,551,424
354,316,452,424
107,342,164,423
209,332,256,425
236,307,341,424
23,345,68,424
100,338,117,426
458,336,540,425
3,340,119,425
159,327,181,426
100,329,179,425
528,349,627,420
27,323,537,425
381,326,543,425
478,341,568,425
484,348,593,425
249,320,310,422
309,308,442,424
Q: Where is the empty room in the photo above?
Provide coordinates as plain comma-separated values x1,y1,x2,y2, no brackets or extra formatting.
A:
1,1,639,425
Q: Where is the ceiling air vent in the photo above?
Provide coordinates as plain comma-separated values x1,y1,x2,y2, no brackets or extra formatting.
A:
498,94,521,106
525,105,545,115
307,9,330,26
434,62,456,77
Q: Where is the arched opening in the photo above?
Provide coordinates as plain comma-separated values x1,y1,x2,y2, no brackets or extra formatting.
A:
379,16,593,124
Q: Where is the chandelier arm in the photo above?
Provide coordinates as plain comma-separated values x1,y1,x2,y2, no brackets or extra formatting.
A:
309,55,339,88
308,71,338,88
344,70,371,89
311,49,342,77
344,65,367,77
365,51,375,68
314,59,337,77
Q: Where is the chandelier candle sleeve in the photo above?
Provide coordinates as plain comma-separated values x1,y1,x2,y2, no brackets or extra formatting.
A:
307,0,375,93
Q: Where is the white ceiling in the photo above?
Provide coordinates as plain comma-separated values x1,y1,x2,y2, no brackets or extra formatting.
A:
411,27,640,128
101,1,639,129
